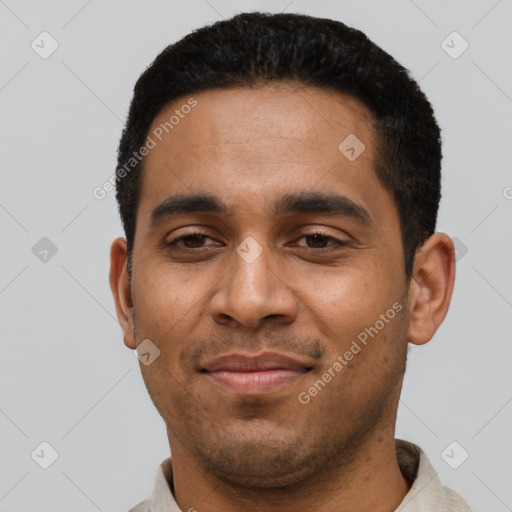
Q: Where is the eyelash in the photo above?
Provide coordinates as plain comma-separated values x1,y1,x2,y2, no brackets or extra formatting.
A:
166,230,346,253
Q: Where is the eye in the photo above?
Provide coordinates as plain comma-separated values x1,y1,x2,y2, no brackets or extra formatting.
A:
165,230,347,253
167,232,217,249
293,232,347,251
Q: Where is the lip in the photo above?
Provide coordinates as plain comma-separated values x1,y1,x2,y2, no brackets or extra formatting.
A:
201,351,312,395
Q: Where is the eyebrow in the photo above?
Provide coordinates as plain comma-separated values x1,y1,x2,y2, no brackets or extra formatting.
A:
149,191,373,229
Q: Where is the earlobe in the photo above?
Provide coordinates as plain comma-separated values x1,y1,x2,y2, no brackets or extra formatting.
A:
406,233,456,346
109,237,137,349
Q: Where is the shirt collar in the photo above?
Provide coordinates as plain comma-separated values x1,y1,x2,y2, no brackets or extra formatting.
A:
394,440,472,511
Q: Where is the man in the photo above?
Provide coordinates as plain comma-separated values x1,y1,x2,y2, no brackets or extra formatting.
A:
109,11,472,512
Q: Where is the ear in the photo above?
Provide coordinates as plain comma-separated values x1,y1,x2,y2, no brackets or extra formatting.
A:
109,237,136,349
406,232,456,345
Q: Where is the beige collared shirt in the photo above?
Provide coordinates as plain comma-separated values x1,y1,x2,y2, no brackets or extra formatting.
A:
129,439,472,511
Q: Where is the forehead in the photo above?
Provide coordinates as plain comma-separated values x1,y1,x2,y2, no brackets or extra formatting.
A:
148,83,375,158
137,83,388,226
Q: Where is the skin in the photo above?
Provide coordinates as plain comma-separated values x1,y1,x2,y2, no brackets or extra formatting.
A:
110,82,455,512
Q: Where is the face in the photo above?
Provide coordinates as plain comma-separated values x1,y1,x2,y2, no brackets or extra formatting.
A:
117,83,413,488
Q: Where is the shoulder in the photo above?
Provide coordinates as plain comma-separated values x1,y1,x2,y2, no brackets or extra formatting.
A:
442,486,473,511
128,498,151,512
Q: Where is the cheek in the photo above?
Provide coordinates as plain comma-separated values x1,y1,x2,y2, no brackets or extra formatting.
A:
303,263,398,336
133,262,196,333
134,270,194,395
131,274,193,397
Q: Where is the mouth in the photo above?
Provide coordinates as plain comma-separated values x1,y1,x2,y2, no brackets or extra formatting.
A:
200,352,313,395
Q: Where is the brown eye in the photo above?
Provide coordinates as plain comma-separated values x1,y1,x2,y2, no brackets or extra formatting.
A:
294,231,347,252
166,231,217,250
179,234,208,248
304,234,331,248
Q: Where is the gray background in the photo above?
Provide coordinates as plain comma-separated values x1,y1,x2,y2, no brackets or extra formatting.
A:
1,0,511,510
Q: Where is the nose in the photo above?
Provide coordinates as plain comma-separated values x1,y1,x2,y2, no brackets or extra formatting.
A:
209,238,298,329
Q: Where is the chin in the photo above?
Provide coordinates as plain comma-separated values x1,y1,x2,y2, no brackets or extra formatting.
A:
187,422,325,489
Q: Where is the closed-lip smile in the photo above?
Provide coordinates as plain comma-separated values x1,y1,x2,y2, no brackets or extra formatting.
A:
201,351,312,394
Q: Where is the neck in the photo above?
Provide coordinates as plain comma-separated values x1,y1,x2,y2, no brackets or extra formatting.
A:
167,431,410,512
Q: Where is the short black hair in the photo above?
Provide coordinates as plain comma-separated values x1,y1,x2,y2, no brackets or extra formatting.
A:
115,11,442,279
